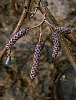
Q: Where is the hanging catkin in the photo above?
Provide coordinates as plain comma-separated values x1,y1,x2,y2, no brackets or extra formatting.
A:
52,31,60,58
52,26,71,58
30,36,44,80
6,28,26,49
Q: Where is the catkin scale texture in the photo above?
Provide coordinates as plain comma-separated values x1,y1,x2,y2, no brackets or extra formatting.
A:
52,26,71,58
30,37,44,80
54,26,71,34
52,31,60,58
6,28,26,49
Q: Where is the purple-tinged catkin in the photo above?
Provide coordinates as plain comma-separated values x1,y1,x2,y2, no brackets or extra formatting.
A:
30,37,44,80
54,26,71,34
6,28,26,49
52,26,71,58
52,31,60,58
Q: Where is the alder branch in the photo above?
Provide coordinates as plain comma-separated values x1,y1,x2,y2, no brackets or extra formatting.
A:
0,0,31,61
0,0,76,71
38,0,76,71
45,19,76,47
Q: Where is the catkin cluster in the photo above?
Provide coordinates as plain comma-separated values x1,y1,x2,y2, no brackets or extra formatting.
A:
5,25,71,79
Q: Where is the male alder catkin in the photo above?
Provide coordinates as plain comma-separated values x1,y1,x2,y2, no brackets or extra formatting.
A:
52,26,71,58
52,31,60,58
54,26,71,34
6,28,26,49
30,37,44,80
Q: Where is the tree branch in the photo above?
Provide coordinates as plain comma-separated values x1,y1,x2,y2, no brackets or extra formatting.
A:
0,0,31,61
0,0,76,71
38,0,76,71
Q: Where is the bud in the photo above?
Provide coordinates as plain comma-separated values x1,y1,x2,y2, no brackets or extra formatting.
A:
30,37,44,80
6,28,26,49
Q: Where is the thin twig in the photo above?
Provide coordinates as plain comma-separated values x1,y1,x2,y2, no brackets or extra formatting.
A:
30,7,38,18
45,20,55,28
27,15,45,31
11,0,19,12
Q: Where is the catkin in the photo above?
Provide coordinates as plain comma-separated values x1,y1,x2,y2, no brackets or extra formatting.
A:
30,37,44,80
6,28,26,49
54,26,71,34
52,31,60,58
52,26,71,58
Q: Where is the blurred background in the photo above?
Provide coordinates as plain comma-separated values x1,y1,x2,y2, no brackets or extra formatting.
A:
0,0,76,100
